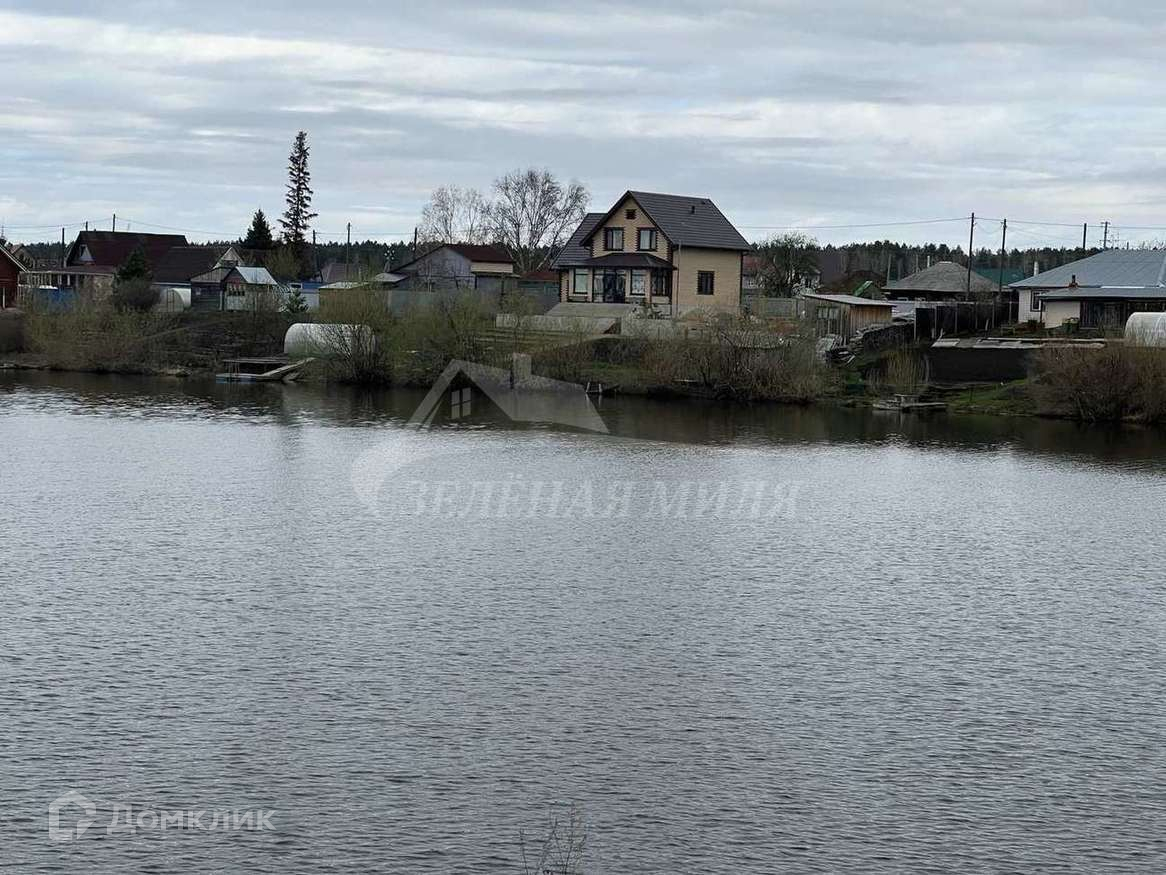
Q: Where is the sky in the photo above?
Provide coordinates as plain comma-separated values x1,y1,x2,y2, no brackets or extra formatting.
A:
2,0,1166,249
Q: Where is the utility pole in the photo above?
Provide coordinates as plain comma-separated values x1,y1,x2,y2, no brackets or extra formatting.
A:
112,214,117,232
997,219,1008,330
413,226,418,258
1082,223,1087,253
346,222,352,277
61,228,66,268
966,212,975,295
1103,221,1109,250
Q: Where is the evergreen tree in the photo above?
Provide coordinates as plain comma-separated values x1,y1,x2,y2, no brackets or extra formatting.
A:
115,245,152,285
284,288,309,314
112,245,156,311
280,131,317,252
242,209,275,250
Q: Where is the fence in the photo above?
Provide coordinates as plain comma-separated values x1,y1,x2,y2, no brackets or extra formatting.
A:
910,301,1012,339
741,294,800,318
380,284,560,317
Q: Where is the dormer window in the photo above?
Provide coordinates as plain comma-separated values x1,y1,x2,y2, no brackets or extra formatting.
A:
604,228,624,251
77,245,94,264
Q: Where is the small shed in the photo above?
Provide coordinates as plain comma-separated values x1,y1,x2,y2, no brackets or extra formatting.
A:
801,293,895,339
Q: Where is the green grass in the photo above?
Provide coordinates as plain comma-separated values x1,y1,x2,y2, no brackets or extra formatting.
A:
944,380,1036,416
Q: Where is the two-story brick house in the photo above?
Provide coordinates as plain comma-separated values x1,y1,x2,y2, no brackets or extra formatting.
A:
552,191,750,315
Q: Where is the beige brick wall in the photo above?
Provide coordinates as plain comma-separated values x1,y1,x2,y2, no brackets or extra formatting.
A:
589,196,663,257
674,248,742,313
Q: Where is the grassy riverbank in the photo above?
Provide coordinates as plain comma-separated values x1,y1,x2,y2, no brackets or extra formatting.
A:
8,297,1166,425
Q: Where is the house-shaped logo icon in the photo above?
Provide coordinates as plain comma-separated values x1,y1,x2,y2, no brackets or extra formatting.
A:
48,790,96,842
407,354,608,434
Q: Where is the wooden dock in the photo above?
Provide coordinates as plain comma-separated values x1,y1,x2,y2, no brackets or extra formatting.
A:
216,357,315,383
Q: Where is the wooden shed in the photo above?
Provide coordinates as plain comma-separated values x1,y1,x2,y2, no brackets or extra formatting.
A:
802,293,895,339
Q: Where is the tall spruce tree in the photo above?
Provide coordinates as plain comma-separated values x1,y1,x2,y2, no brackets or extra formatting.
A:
280,132,317,253
242,209,275,250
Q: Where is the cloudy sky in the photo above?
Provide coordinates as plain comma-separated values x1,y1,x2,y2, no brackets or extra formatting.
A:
2,1,1165,248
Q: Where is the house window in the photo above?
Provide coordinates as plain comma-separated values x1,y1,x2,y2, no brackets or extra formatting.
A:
573,269,590,296
630,270,647,297
637,229,657,251
626,209,636,220
604,228,624,251
450,387,471,419
651,271,668,297
697,271,715,295
1031,291,1044,312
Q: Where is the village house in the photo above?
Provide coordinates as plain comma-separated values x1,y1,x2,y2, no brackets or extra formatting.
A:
552,191,750,315
0,242,26,308
391,243,515,294
17,230,219,304
881,260,999,302
1011,249,1166,330
190,264,280,312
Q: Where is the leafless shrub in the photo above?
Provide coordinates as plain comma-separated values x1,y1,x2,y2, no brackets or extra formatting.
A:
643,313,831,401
315,286,393,382
23,302,171,372
392,293,494,384
521,804,587,875
1032,343,1166,422
874,348,928,396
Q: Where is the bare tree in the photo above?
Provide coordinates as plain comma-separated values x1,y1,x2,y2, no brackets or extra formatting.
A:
755,232,820,298
419,185,489,246
488,168,589,275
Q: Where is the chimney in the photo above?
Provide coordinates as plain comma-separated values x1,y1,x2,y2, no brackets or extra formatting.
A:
510,352,531,387
926,255,931,268
689,204,696,214
1032,260,1040,277
1069,274,1078,288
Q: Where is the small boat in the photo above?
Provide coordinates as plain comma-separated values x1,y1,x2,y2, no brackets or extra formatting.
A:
216,357,315,383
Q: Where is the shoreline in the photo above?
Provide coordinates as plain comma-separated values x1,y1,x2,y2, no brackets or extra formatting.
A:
0,352,1043,420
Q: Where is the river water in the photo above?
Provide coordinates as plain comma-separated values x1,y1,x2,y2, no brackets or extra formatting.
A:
2,371,1165,873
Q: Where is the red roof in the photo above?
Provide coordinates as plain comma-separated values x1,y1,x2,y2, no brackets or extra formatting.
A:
66,231,188,272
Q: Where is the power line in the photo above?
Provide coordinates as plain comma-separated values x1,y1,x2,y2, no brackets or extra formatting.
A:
737,216,970,231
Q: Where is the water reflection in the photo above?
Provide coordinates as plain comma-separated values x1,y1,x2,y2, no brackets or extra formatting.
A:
3,370,1164,471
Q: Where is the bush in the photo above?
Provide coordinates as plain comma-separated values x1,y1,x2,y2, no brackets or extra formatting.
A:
873,348,928,396
391,294,493,384
24,303,171,372
642,313,833,401
1032,344,1166,422
110,278,159,313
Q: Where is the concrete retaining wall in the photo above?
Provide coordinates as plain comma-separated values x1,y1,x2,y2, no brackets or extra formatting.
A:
495,313,618,334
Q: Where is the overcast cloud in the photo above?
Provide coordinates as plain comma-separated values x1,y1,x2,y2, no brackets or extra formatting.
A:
2,1,1166,246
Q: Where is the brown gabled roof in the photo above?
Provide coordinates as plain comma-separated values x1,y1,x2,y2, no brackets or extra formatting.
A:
153,246,225,284
446,243,512,263
0,243,26,272
66,231,188,272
